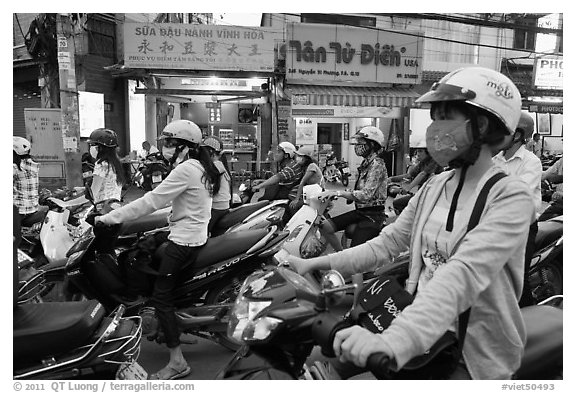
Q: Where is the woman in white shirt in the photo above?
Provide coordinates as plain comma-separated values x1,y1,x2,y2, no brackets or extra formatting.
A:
202,136,233,235
87,128,125,203
96,120,220,380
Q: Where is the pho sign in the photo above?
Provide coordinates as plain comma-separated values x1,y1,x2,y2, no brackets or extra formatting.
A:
533,55,563,90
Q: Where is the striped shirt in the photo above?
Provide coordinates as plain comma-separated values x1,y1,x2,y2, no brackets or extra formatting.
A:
277,159,305,200
13,159,40,215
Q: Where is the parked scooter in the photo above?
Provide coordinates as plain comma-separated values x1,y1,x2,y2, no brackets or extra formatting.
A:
217,263,563,380
322,152,351,187
210,178,290,237
14,301,146,380
133,152,171,191
13,224,145,380
63,200,289,351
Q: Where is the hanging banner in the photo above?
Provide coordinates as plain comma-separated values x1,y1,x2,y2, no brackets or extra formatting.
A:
123,23,282,71
285,23,423,85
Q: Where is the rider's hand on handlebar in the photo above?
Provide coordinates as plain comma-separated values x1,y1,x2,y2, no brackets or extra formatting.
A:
286,255,313,276
318,190,339,202
332,325,395,368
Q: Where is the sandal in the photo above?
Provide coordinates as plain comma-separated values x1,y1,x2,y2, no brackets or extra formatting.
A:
149,365,191,380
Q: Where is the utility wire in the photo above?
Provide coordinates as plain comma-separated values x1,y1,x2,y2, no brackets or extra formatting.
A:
279,13,562,57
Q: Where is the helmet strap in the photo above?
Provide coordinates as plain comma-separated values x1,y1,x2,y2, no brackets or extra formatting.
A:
168,144,187,166
446,165,468,232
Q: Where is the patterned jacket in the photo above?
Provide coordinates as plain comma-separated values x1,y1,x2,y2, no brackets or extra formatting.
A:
13,159,40,215
352,152,388,209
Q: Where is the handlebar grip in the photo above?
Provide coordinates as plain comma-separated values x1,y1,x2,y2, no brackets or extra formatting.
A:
366,353,392,380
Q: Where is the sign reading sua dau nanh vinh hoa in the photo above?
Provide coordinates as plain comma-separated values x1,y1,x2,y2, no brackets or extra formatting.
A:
285,23,423,85
123,23,282,71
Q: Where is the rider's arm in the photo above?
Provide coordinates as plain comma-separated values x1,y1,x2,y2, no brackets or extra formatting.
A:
542,158,563,184
99,163,191,225
252,174,281,191
295,169,315,201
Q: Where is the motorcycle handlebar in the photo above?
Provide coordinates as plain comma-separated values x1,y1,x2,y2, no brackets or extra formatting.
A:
366,353,392,380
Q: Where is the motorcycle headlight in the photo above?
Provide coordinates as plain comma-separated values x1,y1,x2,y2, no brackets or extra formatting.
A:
227,297,272,342
242,317,282,343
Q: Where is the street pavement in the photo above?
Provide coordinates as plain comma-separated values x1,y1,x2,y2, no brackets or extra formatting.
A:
126,179,379,380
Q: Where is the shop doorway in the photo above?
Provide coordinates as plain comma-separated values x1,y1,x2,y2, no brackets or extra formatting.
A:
317,123,342,160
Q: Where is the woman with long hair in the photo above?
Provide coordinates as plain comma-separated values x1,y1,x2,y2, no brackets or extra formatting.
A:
289,145,325,215
87,128,125,203
202,135,233,235
96,120,220,380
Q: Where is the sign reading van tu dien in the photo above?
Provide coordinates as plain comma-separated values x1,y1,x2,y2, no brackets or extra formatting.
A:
285,23,423,85
123,23,281,71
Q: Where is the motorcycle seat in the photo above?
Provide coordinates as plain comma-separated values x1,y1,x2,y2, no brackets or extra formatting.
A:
120,207,170,236
13,299,106,367
154,228,269,270
535,219,563,251
515,305,563,379
212,201,270,235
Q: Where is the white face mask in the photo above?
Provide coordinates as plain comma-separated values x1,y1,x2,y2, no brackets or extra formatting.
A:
90,146,99,159
162,147,176,161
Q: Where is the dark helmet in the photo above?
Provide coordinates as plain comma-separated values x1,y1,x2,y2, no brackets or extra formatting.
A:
88,128,118,147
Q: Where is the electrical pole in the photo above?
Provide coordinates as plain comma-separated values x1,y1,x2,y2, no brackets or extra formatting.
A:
56,13,83,187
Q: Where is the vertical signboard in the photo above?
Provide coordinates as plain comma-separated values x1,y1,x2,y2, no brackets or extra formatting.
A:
277,100,291,142
78,91,105,137
25,108,66,186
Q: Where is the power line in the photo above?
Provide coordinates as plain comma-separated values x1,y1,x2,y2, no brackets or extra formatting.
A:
278,13,562,57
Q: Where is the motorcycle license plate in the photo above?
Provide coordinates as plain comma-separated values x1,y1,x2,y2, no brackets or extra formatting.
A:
152,174,162,184
342,167,350,174
116,361,148,380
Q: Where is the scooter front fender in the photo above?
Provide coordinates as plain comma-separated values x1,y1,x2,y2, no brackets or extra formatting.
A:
40,210,75,266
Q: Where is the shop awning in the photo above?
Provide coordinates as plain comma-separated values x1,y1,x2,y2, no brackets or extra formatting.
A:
286,85,421,108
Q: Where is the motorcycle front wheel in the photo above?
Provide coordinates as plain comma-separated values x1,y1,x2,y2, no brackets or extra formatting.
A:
341,175,349,187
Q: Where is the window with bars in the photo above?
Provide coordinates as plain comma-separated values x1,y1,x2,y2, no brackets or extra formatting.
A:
513,17,537,50
86,17,116,58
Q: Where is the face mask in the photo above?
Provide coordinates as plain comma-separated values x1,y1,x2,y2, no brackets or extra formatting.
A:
354,144,370,157
162,147,176,161
425,120,472,167
90,146,99,160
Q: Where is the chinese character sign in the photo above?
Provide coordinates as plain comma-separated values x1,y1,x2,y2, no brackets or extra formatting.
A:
286,23,423,85
123,23,282,71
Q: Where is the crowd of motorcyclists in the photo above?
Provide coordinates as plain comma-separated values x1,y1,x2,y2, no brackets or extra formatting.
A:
13,66,563,381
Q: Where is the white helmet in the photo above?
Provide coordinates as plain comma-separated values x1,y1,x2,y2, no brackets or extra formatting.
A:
278,141,296,158
355,126,385,147
295,145,315,159
416,66,522,134
159,120,202,145
13,136,31,155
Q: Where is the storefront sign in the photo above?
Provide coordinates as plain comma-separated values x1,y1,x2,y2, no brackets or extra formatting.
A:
123,23,281,71
292,108,335,116
295,118,316,144
24,108,65,179
292,105,400,118
286,23,423,85
533,55,563,90
528,103,563,114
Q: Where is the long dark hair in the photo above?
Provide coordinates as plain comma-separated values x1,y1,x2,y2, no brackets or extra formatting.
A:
296,154,313,168
187,143,221,197
95,145,125,185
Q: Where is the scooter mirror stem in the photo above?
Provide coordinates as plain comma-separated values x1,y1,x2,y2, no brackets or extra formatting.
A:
351,273,363,313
